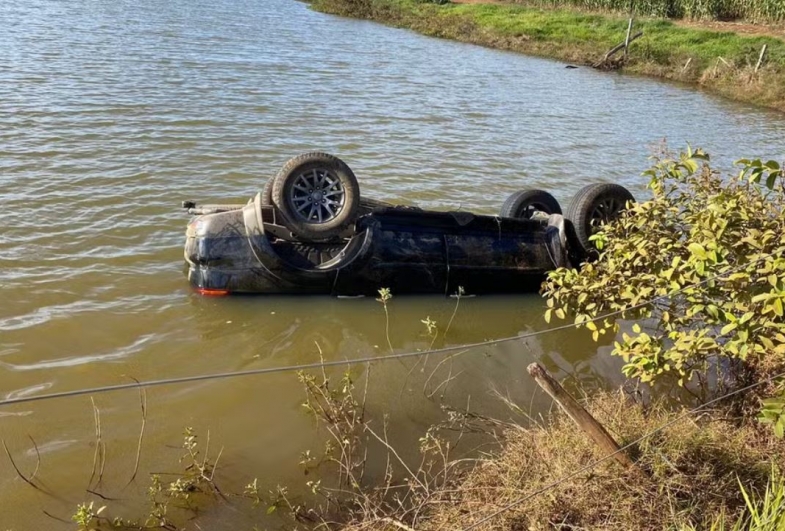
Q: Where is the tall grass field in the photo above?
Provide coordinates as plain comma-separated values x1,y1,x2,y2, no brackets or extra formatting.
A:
513,0,785,23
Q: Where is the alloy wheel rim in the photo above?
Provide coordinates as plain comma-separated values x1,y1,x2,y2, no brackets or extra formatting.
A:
589,197,621,229
289,168,345,224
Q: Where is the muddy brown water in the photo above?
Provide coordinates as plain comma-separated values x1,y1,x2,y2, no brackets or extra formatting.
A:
1,0,785,528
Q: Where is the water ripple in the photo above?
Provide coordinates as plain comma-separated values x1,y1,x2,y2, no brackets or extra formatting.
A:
0,333,163,370
0,0,783,484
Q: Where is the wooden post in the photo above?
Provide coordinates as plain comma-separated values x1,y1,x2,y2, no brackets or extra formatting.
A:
755,44,768,73
527,363,634,469
624,17,634,58
593,31,643,68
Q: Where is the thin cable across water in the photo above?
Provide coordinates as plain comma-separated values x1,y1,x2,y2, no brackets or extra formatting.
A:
0,250,775,408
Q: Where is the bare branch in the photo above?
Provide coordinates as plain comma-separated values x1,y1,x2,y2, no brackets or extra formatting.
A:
127,380,147,486
28,434,41,481
2,439,42,491
366,425,427,492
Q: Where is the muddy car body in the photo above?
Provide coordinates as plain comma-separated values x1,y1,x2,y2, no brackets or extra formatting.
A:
182,153,633,296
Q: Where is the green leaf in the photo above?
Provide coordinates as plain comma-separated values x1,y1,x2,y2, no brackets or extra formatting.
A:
688,243,707,260
721,322,738,335
766,173,778,190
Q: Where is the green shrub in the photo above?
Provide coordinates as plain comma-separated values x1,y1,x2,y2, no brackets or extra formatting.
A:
543,148,785,397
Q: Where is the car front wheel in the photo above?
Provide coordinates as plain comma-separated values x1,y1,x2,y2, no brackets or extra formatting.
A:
271,152,361,241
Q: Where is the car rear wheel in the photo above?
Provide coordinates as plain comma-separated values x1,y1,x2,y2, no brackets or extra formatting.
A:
500,189,562,220
271,152,361,241
566,183,634,257
261,175,275,206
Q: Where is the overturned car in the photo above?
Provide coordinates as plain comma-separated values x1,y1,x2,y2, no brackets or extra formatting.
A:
183,153,634,296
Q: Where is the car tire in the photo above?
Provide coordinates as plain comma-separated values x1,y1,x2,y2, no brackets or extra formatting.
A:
500,189,562,220
263,177,388,213
566,183,635,257
271,152,361,241
261,176,275,206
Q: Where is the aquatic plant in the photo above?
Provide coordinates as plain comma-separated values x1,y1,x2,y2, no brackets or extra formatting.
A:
71,428,227,530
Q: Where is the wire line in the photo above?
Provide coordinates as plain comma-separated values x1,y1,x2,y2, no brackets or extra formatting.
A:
0,249,776,409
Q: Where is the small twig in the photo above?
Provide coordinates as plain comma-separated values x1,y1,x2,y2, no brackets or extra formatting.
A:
453,395,472,449
423,349,468,395
399,357,424,399
98,435,107,486
127,381,147,486
202,430,211,474
427,370,465,400
316,341,328,384
359,363,371,483
366,424,427,492
28,434,41,481
382,421,393,500
624,17,634,58
361,362,371,421
376,288,396,358
443,287,464,343
42,510,71,523
379,517,416,531
384,304,394,354
2,439,42,491
210,446,224,482
87,488,119,501
755,44,768,73
88,396,104,488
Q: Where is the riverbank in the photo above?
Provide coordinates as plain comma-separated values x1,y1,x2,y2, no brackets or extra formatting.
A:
337,391,785,530
311,0,785,112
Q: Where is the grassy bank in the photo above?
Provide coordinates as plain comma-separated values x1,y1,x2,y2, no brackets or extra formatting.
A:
311,0,785,112
294,379,785,531
379,392,785,530
69,382,785,531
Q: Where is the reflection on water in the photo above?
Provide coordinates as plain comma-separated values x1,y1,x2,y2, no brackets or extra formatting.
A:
1,0,784,527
